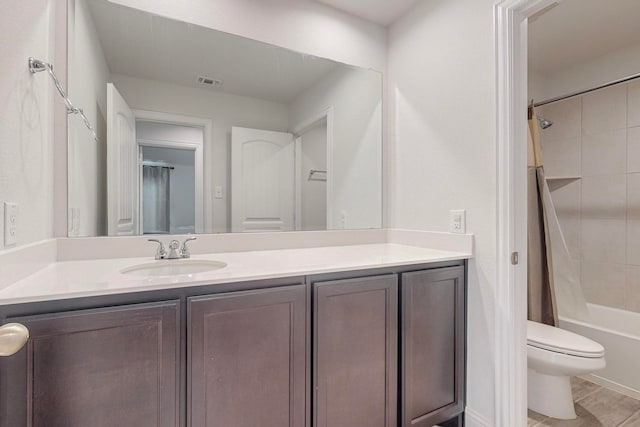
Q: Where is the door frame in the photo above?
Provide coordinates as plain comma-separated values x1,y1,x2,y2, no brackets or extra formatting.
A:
292,106,334,230
494,1,561,426
133,110,210,234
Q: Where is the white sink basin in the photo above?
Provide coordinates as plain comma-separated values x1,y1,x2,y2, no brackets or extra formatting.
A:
120,260,227,277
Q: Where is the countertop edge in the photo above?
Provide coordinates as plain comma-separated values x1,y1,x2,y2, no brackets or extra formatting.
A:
0,244,471,306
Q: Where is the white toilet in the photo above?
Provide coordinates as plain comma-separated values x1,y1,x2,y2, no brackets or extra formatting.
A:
527,320,606,419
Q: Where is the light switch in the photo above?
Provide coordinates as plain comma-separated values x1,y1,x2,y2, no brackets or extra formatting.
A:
450,209,466,234
214,186,224,199
4,202,18,247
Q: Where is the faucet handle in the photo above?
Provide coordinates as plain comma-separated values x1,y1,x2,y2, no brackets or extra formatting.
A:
148,239,166,260
180,237,197,258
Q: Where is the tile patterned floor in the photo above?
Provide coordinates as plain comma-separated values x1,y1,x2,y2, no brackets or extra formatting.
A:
528,378,640,427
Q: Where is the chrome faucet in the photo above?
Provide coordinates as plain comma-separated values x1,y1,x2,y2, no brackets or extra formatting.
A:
148,237,197,260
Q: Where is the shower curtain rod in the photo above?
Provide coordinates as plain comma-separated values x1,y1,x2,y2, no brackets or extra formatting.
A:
534,71,640,107
143,164,175,170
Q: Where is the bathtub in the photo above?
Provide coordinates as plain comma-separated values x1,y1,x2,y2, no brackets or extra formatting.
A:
559,303,640,399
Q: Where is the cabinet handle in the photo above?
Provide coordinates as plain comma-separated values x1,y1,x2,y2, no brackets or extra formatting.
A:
0,323,29,356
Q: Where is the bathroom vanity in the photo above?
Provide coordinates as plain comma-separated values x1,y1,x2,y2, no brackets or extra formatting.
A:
0,246,467,427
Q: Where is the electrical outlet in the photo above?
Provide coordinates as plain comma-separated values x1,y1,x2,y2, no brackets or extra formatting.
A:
450,209,466,234
4,202,18,247
340,210,347,229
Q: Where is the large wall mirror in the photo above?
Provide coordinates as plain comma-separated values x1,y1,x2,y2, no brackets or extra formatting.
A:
67,0,383,237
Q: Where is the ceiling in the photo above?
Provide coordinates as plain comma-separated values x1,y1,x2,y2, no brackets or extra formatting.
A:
87,0,340,104
313,0,418,26
529,0,640,75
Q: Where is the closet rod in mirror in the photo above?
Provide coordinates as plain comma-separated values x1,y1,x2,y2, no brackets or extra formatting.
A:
28,57,98,142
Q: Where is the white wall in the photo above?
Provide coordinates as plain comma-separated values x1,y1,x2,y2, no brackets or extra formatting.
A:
388,1,497,425
110,0,386,72
112,74,290,233
290,67,383,229
0,0,56,250
67,0,110,237
532,43,640,102
300,123,327,231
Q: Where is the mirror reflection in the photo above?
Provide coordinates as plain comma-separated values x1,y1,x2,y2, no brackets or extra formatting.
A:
67,0,383,237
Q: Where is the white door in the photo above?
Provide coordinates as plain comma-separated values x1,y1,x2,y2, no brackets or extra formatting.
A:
231,127,295,232
107,83,138,236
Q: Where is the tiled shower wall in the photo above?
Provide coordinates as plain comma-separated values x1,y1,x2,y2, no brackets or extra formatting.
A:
539,80,640,313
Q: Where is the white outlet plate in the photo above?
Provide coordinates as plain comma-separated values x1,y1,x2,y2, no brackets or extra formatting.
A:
4,202,18,247
340,210,347,229
450,209,466,234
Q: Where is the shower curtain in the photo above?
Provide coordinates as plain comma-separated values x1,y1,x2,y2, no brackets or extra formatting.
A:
143,166,170,234
528,107,558,326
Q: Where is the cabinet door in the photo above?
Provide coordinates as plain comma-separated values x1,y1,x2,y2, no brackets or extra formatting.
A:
188,285,307,427
401,267,465,427
314,275,398,427
0,300,180,427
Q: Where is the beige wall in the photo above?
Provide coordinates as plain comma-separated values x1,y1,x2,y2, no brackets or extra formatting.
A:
540,80,640,313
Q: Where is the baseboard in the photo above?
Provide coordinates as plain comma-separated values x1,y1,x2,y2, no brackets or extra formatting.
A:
581,374,640,400
464,407,493,427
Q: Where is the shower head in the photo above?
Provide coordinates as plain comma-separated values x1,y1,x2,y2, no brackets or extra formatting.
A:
536,116,553,130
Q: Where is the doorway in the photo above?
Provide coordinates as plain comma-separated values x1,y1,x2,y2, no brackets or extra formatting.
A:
136,120,204,235
141,145,195,235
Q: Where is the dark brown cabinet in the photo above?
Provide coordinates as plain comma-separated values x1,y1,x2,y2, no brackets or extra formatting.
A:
313,275,398,427
400,266,465,427
0,300,180,427
0,262,466,427
188,285,307,427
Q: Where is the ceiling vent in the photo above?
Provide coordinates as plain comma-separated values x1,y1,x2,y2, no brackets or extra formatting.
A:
196,75,223,88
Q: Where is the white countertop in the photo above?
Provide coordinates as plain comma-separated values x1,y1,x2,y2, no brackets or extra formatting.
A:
0,243,471,305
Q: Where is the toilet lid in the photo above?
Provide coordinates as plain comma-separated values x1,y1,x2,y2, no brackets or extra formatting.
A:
527,321,605,358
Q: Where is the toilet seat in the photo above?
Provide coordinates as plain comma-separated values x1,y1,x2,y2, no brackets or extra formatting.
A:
527,320,604,358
